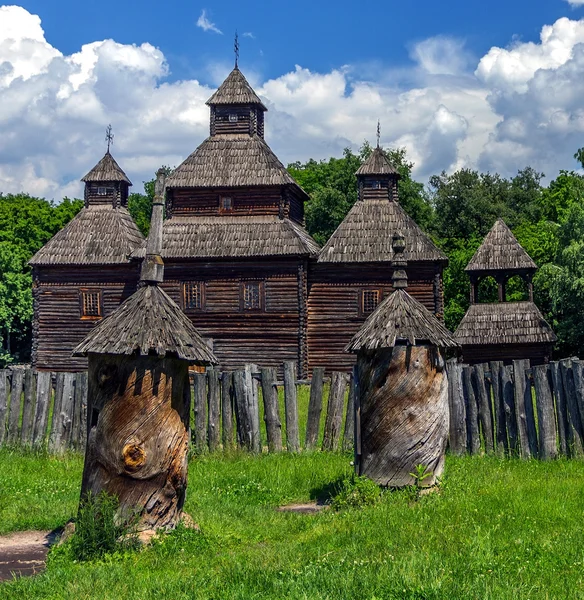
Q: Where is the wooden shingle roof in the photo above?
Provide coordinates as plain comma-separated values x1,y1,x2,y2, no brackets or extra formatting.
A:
454,302,556,346
206,67,267,110
130,216,320,260
29,205,144,266
347,289,458,351
355,147,399,176
318,200,447,264
81,151,132,185
73,284,217,363
165,135,305,193
466,219,537,273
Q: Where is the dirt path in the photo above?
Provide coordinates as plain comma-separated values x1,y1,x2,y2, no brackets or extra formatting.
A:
0,531,54,582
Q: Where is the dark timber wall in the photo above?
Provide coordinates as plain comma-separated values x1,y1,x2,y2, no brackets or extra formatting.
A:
32,265,139,371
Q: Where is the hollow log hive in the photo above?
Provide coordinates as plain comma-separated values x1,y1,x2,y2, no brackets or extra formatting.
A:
347,233,458,487
74,170,216,531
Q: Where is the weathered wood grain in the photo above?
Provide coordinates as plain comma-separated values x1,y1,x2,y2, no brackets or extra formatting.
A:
560,358,584,455
462,365,480,454
489,361,508,455
513,359,538,459
446,360,466,455
245,364,261,453
353,365,361,472
20,368,36,445
305,367,324,450
32,371,52,448
233,369,253,451
260,367,282,453
473,363,494,454
283,361,300,453
7,370,24,445
194,373,208,453
501,365,518,455
0,370,8,446
207,369,221,452
342,373,355,452
322,372,347,452
221,371,234,449
550,361,568,456
48,373,65,453
532,364,558,460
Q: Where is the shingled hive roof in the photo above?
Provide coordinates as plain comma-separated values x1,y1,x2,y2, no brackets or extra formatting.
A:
466,219,537,273
81,151,132,185
29,205,144,266
454,302,556,346
165,135,305,194
347,289,458,351
206,67,267,110
318,200,446,263
355,146,400,176
131,216,319,260
74,284,217,363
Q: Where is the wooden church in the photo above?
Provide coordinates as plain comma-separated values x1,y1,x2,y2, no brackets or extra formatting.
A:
31,64,448,374
454,219,556,364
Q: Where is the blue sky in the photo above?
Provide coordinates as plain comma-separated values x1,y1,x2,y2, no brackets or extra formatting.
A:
1,1,584,199
14,0,583,84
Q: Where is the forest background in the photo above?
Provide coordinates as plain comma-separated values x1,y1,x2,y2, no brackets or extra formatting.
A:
1,145,583,367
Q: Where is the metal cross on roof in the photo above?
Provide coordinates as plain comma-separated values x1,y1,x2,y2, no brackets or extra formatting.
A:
105,125,114,152
234,32,239,68
376,120,381,148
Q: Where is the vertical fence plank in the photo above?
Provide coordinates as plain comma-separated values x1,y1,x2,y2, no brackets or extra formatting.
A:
20,368,36,445
72,372,88,451
560,358,584,455
245,364,261,453
48,373,65,453
353,366,361,473
489,361,508,455
342,373,355,452
32,371,52,448
207,369,221,452
550,362,568,457
446,361,466,455
501,365,518,455
513,359,537,459
193,373,208,453
7,369,24,445
283,361,300,453
322,372,347,452
532,364,558,460
261,367,282,453
462,366,480,454
305,367,325,450
221,372,234,450
0,370,9,446
58,373,75,452
474,363,494,454
233,369,253,451
570,359,584,446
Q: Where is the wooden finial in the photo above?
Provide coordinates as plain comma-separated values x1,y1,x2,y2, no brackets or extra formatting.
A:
376,120,381,148
234,31,239,68
105,124,114,153
391,231,408,289
140,168,167,285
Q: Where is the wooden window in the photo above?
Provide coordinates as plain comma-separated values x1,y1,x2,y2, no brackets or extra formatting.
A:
80,289,102,319
220,197,233,212
229,113,238,122
183,282,205,310
361,289,381,315
97,187,113,195
241,281,264,311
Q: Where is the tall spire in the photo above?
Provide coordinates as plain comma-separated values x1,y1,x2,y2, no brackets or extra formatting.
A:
105,124,114,153
234,31,239,68
391,232,408,289
376,120,381,148
140,169,166,285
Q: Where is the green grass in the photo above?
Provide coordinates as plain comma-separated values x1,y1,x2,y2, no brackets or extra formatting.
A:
2,449,584,599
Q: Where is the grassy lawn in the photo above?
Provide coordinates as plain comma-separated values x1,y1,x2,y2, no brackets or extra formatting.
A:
1,449,584,599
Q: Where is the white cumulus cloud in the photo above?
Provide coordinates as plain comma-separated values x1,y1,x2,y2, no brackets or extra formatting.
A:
196,10,222,35
0,5,583,201
566,0,584,6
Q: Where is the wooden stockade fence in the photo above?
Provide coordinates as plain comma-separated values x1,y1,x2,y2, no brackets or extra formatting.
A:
2,358,584,459
0,362,354,455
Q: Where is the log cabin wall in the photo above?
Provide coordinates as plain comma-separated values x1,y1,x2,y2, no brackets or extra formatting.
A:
460,343,552,366
307,263,443,372
32,265,139,371
160,259,307,374
84,181,129,208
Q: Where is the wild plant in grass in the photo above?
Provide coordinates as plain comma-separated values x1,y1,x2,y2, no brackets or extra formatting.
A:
68,491,139,561
330,474,381,510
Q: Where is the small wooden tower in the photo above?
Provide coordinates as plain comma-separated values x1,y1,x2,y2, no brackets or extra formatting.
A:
74,170,216,532
29,144,143,371
310,144,448,373
347,233,458,487
454,219,556,365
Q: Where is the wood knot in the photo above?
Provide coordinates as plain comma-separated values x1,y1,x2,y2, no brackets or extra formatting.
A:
122,443,146,473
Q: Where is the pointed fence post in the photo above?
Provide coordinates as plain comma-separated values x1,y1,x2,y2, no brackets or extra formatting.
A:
7,369,24,445
221,372,234,450
194,373,208,453
0,370,8,446
32,371,52,448
20,368,36,445
261,367,282,453
322,372,347,452
283,361,300,453
342,372,355,452
489,361,508,456
473,363,494,454
207,369,221,452
532,364,558,460
462,366,480,454
305,367,325,450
